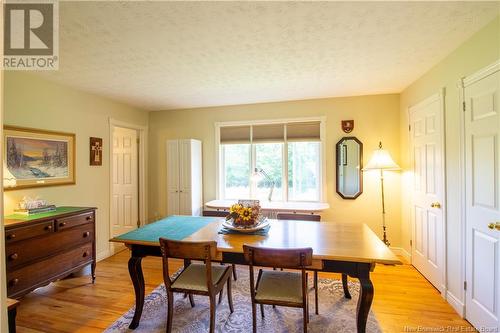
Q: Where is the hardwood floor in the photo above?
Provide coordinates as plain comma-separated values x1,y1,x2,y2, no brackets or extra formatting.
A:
15,250,472,333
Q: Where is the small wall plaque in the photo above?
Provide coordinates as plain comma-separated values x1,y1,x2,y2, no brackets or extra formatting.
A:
90,137,103,166
342,120,354,133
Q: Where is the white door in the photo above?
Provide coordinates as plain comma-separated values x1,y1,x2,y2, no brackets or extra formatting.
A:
179,140,192,215
409,92,446,293
464,63,500,330
112,127,139,247
167,140,180,215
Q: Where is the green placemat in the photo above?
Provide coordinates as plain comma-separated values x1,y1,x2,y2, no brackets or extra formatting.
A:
5,206,92,221
114,215,217,243
218,225,270,236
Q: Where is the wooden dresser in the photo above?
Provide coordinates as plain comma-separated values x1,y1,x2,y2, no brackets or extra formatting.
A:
4,207,96,299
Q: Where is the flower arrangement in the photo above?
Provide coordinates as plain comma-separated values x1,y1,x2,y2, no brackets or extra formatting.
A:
227,203,261,227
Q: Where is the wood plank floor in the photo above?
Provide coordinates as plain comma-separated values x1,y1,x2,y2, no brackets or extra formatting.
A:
15,250,473,333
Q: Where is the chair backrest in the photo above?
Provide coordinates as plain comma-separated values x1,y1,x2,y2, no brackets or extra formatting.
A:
160,238,217,261
243,245,313,269
159,238,218,291
276,213,321,222
202,210,228,217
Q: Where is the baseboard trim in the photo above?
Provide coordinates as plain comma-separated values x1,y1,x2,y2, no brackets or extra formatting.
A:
389,246,411,263
446,291,465,318
97,249,112,262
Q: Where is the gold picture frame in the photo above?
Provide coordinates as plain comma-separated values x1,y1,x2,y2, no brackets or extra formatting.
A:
4,125,76,190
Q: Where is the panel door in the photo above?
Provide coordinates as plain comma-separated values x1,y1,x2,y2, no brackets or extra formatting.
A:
179,140,192,192
464,67,500,330
179,190,192,215
166,140,180,215
112,127,139,240
409,93,445,292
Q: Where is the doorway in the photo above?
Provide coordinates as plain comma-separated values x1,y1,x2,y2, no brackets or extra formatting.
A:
109,120,148,256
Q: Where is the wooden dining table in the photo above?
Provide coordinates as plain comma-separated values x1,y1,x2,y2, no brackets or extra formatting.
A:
111,216,401,333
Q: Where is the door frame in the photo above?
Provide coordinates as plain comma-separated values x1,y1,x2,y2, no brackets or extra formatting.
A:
459,59,500,320
408,89,447,297
108,118,148,256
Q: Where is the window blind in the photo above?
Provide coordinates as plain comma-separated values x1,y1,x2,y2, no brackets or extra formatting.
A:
220,126,251,144
286,122,321,142
252,124,285,142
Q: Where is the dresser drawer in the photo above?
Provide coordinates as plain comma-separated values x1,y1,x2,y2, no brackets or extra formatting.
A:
6,223,94,270
55,212,94,231
7,243,93,298
5,221,54,244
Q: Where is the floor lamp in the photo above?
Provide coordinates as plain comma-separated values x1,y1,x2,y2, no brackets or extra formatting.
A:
363,142,400,246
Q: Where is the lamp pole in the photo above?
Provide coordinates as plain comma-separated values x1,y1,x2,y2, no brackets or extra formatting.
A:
380,168,390,246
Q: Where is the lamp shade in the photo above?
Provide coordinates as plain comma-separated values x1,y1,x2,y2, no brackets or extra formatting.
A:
363,143,400,171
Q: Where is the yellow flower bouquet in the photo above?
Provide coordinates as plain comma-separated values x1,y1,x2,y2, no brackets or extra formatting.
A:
227,203,261,227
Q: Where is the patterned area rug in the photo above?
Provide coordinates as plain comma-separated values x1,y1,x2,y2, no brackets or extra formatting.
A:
105,267,381,333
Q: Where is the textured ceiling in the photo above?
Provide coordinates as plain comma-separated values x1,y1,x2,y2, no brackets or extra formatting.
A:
36,1,499,111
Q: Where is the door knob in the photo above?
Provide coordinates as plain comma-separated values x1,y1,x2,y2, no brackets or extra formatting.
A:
431,202,441,209
488,223,496,230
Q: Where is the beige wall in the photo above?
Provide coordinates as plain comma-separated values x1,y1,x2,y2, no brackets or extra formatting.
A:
399,16,500,310
3,72,149,259
149,94,403,246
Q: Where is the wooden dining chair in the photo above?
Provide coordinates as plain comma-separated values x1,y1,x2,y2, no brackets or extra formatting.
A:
243,245,313,333
202,210,238,281
159,239,234,333
276,213,343,315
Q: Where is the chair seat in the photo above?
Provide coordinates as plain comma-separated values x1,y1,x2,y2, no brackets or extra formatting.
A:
171,263,227,292
255,270,303,304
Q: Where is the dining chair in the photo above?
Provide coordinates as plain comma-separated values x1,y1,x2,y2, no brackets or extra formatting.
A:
243,245,313,333
202,210,238,281
159,238,234,333
276,213,335,315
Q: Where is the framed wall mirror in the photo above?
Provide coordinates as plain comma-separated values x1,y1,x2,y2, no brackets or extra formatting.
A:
336,137,363,199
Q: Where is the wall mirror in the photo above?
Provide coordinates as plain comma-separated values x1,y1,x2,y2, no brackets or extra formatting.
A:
336,137,363,199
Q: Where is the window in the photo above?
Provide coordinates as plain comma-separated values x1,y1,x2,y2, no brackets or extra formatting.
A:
218,120,324,202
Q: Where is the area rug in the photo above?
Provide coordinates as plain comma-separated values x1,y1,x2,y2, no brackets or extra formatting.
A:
105,267,381,333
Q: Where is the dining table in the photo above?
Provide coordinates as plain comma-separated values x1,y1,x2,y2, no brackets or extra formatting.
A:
110,215,401,333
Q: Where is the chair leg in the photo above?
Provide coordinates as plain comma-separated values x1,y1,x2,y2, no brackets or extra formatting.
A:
209,295,216,333
303,303,308,333
314,271,319,315
188,294,195,308
260,304,265,318
218,289,224,304
252,301,257,333
232,264,237,280
166,291,174,333
227,275,234,313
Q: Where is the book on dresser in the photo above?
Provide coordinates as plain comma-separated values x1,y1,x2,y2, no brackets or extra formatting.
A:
4,206,97,299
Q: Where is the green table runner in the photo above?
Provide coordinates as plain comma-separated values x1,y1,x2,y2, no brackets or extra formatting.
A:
114,215,217,244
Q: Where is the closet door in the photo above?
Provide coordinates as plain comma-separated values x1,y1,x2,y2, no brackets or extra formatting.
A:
167,140,180,215
178,140,192,215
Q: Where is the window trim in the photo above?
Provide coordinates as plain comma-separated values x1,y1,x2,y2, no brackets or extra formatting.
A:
215,117,326,202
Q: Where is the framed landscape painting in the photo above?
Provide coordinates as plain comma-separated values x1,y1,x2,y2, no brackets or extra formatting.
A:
4,126,76,190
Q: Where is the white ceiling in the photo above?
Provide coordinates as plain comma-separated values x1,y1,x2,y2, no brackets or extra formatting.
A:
37,1,499,111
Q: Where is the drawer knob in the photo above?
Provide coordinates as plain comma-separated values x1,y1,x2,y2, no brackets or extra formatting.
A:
45,225,53,231
83,231,90,238
86,216,92,221
7,234,16,240
83,251,89,258
59,222,67,227
9,253,18,261
10,278,19,286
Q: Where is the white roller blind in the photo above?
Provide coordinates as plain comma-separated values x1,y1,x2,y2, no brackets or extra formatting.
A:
286,122,321,142
252,124,285,142
220,126,251,144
